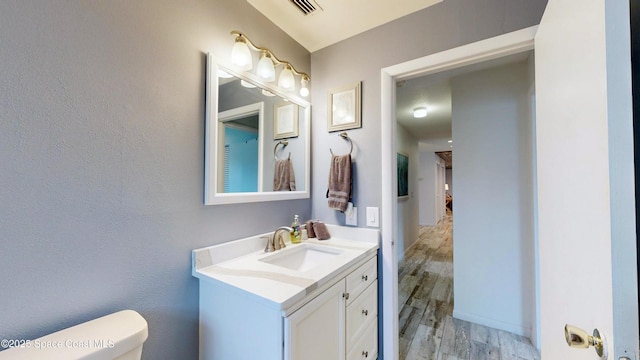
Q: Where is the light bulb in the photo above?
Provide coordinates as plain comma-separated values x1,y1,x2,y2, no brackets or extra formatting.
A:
231,38,252,71
413,107,428,118
299,77,309,97
278,66,295,90
256,52,275,82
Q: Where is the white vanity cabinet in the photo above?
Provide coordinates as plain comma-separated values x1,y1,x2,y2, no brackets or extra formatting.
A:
192,225,380,360
284,256,378,360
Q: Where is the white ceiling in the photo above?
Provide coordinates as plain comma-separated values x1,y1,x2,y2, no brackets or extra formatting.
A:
397,51,534,153
396,77,452,147
247,1,533,154
247,0,442,52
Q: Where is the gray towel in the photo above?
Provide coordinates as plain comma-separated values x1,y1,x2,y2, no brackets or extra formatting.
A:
313,221,331,240
327,154,351,212
274,158,296,191
305,220,316,238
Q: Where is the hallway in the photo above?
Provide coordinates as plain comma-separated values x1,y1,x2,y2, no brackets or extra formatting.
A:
398,215,540,360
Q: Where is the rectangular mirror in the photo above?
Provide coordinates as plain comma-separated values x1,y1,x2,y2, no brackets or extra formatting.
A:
204,53,310,205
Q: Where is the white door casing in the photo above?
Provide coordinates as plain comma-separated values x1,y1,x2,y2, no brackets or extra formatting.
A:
381,26,538,360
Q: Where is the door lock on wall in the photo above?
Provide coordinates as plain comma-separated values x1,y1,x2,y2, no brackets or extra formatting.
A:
564,324,608,359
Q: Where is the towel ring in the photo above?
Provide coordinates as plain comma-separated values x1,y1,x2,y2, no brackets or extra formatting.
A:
274,140,290,161
330,132,353,156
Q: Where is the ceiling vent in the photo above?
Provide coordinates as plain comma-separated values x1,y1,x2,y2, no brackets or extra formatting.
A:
289,0,321,15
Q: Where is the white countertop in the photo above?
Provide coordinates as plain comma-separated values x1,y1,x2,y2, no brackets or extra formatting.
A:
192,225,379,311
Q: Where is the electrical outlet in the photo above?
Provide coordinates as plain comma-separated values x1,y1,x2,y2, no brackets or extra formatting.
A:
345,203,357,226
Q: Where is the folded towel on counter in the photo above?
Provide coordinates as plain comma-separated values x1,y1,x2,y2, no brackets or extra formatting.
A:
273,158,296,191
305,220,316,238
327,154,351,212
312,222,331,240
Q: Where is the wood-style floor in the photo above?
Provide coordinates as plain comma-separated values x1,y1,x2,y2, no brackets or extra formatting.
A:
398,214,540,360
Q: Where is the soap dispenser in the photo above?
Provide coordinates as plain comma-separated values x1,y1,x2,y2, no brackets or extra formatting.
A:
290,215,302,244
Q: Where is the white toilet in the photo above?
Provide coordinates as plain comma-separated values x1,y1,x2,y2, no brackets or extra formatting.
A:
0,310,148,360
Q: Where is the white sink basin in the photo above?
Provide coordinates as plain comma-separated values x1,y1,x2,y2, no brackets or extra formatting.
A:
259,244,343,272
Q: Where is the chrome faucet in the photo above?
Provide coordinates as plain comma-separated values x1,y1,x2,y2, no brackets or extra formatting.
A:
264,226,292,252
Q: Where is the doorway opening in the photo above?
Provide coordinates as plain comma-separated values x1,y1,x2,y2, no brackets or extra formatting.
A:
394,51,538,359
379,26,538,360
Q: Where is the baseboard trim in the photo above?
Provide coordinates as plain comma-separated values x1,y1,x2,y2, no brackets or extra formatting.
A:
452,309,530,338
402,237,422,259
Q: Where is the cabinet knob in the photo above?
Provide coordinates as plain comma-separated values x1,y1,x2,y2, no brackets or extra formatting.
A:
343,292,350,300
362,309,368,316
362,350,369,358
362,275,368,281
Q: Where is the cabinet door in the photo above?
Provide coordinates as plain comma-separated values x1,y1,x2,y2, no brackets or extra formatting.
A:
285,280,345,360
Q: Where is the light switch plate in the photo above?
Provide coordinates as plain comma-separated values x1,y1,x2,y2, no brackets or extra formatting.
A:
366,207,379,227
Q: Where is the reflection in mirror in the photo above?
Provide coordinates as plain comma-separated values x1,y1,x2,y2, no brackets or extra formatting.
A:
218,102,263,193
204,54,310,205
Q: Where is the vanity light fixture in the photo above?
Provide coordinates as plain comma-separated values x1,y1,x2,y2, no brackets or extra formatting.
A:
278,64,295,89
230,30,311,97
256,51,276,82
299,76,310,97
231,35,253,71
413,106,428,118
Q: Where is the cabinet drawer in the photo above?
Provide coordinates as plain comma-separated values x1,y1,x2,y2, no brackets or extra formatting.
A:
347,320,377,360
346,257,377,305
346,279,377,347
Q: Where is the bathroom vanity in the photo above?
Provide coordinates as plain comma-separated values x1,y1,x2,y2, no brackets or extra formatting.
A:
192,225,379,360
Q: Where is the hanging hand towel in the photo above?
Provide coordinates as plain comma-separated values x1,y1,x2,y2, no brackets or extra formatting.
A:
274,158,296,191
327,154,351,212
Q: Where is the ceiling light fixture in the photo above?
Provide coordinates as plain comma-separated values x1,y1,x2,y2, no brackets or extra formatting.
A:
413,107,428,118
230,31,311,97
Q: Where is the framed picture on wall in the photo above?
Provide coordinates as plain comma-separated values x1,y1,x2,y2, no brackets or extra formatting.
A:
397,152,409,199
274,102,299,140
327,82,362,132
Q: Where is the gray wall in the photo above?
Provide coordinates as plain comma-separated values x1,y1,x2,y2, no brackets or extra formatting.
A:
0,1,310,359
396,124,420,262
451,60,535,336
309,0,547,226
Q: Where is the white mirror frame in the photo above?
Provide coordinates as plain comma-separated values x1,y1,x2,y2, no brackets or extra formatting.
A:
204,53,311,205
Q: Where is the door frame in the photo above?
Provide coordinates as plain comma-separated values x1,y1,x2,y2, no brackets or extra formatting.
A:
379,26,538,360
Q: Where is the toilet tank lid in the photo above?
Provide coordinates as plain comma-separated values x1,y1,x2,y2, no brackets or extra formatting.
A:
0,310,148,360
